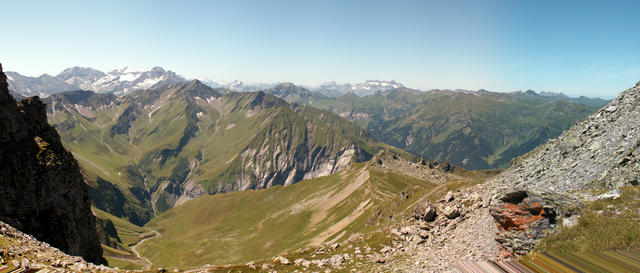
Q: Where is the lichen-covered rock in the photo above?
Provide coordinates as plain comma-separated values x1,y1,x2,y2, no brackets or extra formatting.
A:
443,191,454,202
0,63,105,264
489,190,580,257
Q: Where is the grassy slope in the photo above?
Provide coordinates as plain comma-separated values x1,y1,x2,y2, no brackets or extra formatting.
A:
138,161,493,269
93,208,154,269
534,186,640,253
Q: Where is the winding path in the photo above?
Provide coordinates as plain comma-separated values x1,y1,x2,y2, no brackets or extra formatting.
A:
130,230,160,270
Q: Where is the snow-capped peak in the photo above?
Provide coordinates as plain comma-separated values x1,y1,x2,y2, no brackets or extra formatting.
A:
311,80,405,97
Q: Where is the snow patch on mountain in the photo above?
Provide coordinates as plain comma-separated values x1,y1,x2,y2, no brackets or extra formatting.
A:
7,65,407,98
311,80,405,97
197,78,275,92
7,66,186,96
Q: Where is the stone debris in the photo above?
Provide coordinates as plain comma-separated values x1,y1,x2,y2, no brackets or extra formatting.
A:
370,150,466,184
274,255,291,265
0,221,116,272
503,83,640,198
370,253,385,263
261,263,274,270
413,200,437,222
329,254,344,266
443,204,461,219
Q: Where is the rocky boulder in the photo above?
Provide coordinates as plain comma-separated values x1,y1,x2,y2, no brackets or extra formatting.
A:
489,190,580,256
413,200,437,222
443,204,461,219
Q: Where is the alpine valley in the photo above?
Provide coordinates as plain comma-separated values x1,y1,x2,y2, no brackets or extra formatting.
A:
8,67,609,170
1,62,638,273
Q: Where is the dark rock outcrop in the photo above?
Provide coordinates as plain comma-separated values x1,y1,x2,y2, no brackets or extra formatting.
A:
0,63,106,264
489,190,580,257
95,218,121,249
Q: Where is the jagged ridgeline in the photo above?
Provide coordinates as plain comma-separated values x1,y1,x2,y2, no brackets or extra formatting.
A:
44,80,403,225
262,83,609,169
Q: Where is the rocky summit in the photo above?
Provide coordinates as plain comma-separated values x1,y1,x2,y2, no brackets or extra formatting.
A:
0,63,105,264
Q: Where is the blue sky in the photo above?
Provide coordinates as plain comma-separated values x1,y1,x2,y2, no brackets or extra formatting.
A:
2,0,639,98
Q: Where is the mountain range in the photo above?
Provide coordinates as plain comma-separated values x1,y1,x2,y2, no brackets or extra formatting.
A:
42,80,404,227
81,80,640,270
2,61,636,273
12,66,592,100
6,66,185,96
8,66,416,99
261,83,609,169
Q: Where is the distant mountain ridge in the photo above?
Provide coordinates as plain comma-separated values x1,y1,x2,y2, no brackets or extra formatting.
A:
198,78,275,92
309,80,406,97
7,66,407,98
7,66,186,96
260,83,610,169
8,66,605,102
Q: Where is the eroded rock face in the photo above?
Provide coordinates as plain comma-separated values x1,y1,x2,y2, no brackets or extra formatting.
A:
0,63,105,264
489,190,580,257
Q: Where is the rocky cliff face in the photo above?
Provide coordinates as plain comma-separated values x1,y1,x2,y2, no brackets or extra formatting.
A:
193,97,377,194
502,81,640,198
0,63,105,264
479,81,640,256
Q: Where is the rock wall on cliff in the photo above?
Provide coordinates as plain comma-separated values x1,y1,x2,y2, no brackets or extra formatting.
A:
0,63,105,264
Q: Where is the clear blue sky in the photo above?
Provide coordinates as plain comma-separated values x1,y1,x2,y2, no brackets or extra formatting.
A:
3,0,639,98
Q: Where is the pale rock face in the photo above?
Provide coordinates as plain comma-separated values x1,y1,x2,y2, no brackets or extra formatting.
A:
174,180,206,207
233,144,360,191
302,147,356,181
